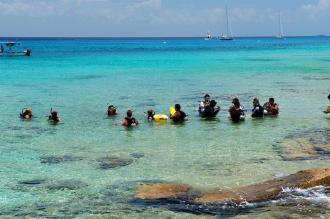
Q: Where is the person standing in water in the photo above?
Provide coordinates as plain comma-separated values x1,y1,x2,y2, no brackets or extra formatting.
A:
170,104,187,123
229,98,245,122
263,98,279,116
199,94,211,109
146,109,155,121
107,105,118,116
324,94,330,114
251,98,264,118
199,94,220,118
48,109,61,123
122,110,139,127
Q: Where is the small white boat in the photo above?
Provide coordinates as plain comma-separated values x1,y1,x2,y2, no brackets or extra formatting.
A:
220,5,233,41
276,12,285,39
204,32,212,40
0,42,31,56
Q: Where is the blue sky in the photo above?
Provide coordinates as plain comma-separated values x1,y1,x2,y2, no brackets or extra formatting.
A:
0,0,329,37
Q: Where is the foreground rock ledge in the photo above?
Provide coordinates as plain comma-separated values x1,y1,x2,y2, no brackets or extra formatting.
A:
135,168,330,205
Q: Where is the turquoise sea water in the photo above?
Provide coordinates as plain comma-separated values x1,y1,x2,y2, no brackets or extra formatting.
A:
0,37,329,218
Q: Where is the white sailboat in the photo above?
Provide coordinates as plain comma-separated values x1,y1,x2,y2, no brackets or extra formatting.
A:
204,32,212,40
276,12,284,39
220,5,233,41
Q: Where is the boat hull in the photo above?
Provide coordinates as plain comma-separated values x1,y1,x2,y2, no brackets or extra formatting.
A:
0,51,31,57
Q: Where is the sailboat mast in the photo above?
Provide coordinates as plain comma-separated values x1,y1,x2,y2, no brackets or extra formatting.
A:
226,5,229,37
278,12,283,38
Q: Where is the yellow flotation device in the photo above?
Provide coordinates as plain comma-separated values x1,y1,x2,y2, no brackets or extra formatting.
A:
154,114,168,122
169,107,176,117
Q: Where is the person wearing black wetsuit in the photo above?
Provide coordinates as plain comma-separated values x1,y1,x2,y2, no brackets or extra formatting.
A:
170,104,186,123
229,98,245,122
251,98,264,118
48,110,61,123
122,110,138,127
146,109,155,121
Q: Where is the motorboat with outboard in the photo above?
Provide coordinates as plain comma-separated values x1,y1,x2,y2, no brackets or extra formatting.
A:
0,41,31,56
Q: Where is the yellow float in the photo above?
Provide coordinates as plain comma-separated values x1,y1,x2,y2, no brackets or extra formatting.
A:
153,114,168,122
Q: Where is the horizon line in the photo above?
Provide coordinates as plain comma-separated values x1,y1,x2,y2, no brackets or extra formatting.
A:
0,35,328,39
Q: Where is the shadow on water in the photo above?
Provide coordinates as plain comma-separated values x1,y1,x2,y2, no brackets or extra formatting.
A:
68,74,106,81
303,76,330,81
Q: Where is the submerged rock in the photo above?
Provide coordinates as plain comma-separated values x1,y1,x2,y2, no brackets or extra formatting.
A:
18,179,47,186
135,169,330,210
194,168,330,204
46,180,88,191
130,152,145,159
97,156,133,170
136,183,189,200
40,155,83,164
279,129,330,161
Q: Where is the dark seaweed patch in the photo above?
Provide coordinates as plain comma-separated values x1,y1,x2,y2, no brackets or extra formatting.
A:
97,156,134,170
244,58,280,62
303,76,330,80
40,155,83,165
130,152,145,159
18,179,47,186
135,101,157,107
70,75,105,80
46,180,88,191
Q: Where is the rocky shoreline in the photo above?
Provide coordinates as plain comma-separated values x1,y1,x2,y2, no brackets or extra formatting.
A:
135,168,330,213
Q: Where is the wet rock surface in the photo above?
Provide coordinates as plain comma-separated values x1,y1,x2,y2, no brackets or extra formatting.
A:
279,128,330,161
40,155,83,164
97,156,134,170
16,179,88,192
134,169,330,214
130,152,145,159
136,183,190,200
194,169,330,204
46,180,88,191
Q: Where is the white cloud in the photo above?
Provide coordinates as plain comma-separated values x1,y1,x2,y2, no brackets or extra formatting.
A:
301,0,330,12
127,0,162,10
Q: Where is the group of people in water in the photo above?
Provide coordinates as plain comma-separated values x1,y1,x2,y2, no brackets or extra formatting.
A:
20,108,61,123
20,94,329,128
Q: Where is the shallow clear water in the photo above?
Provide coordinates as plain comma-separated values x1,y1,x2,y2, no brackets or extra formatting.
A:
0,37,329,218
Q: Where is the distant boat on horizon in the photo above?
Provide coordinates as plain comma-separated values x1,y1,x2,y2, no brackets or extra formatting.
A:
276,12,284,39
220,5,233,41
0,41,31,56
204,32,212,40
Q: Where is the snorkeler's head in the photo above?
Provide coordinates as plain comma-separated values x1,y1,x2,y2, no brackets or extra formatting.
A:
269,98,275,104
232,97,240,105
51,111,58,117
127,110,133,117
175,104,181,111
328,94,330,100
253,98,260,106
204,94,210,101
147,109,155,117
